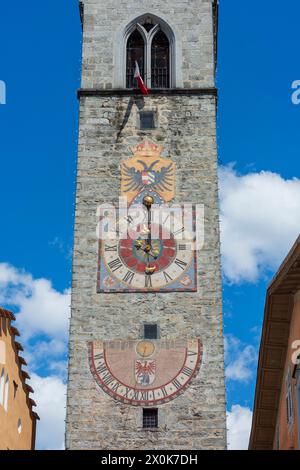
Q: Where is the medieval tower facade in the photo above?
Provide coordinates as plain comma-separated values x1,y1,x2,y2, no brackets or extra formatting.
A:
66,0,226,450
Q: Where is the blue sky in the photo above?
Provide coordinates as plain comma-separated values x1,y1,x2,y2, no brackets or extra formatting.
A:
0,0,300,450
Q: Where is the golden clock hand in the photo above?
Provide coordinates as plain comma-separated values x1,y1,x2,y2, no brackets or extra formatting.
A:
143,195,154,249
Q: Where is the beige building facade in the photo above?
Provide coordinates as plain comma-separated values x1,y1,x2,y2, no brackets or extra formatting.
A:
0,308,39,450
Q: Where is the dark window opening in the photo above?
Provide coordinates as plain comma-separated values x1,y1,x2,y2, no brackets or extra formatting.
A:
143,408,158,429
140,111,155,129
151,30,169,88
142,19,155,32
13,381,18,399
126,30,145,89
144,324,158,339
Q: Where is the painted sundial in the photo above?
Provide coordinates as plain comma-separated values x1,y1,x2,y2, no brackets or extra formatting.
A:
89,338,202,406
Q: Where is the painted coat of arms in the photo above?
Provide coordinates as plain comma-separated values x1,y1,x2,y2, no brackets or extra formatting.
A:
121,140,176,203
135,360,156,386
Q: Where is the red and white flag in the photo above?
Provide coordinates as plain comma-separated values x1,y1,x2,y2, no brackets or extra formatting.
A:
134,61,148,95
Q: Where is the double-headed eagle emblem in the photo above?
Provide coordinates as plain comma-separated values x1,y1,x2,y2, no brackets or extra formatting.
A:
121,140,176,203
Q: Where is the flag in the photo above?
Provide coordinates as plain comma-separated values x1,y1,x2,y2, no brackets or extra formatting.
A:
134,61,148,95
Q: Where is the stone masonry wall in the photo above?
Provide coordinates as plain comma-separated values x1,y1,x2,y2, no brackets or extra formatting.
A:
66,93,227,449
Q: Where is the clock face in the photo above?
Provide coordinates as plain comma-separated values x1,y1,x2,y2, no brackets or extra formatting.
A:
97,206,197,293
89,338,202,406
97,139,197,293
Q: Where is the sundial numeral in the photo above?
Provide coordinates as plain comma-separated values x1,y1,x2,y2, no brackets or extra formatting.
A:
132,390,140,401
160,386,168,397
172,378,182,390
96,363,107,375
108,258,123,272
93,353,104,360
123,270,135,285
182,366,193,377
163,271,173,283
145,275,153,288
174,258,188,270
110,381,121,393
104,244,118,252
140,390,149,401
187,349,198,357
102,371,115,386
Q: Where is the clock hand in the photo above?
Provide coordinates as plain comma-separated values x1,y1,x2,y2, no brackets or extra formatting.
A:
135,195,157,276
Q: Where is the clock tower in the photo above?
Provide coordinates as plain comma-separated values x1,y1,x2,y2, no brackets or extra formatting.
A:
66,0,226,450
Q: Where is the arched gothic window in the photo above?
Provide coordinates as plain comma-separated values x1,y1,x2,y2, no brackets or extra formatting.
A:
126,17,172,89
151,30,169,88
126,30,145,89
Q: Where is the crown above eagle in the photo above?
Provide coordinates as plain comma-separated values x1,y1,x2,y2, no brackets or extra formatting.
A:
131,139,163,158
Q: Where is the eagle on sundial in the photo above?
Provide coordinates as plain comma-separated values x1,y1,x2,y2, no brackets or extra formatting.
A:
121,140,176,203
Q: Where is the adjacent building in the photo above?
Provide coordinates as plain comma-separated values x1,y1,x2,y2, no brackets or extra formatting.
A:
0,307,39,450
249,236,300,450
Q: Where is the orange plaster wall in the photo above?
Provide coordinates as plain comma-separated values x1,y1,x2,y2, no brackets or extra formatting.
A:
275,295,300,449
0,317,35,450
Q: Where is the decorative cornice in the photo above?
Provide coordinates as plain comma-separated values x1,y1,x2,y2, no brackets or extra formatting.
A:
0,307,16,321
249,234,300,449
77,87,218,99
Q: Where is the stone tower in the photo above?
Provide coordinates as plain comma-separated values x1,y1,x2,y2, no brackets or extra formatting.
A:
66,0,226,450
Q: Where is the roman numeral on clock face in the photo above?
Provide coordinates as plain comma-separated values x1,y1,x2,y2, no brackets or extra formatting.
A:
125,215,134,225
163,271,173,283
174,258,188,270
145,275,152,288
108,258,123,272
178,244,187,251
123,270,135,285
104,244,118,252
173,227,184,236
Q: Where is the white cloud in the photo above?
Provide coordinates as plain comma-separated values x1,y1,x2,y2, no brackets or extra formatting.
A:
0,262,70,449
0,263,70,339
227,405,253,450
30,373,66,450
225,335,257,382
219,165,300,283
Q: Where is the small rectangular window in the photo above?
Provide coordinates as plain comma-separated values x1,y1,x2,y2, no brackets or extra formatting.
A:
140,111,155,130
13,381,18,399
143,408,158,429
144,324,158,339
